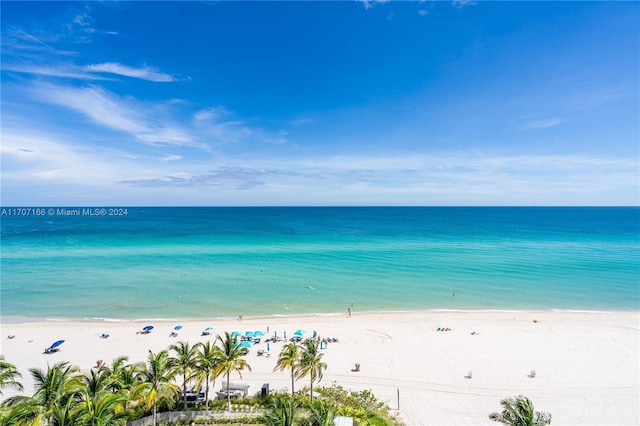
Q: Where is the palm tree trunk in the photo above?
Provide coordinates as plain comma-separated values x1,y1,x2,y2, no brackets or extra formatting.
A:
183,376,187,410
291,367,295,396
226,371,231,411
153,402,157,426
310,377,314,402
205,379,210,412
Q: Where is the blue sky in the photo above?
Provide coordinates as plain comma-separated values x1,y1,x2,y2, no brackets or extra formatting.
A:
1,1,638,206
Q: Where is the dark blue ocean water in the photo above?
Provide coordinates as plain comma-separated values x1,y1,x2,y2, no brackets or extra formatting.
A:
1,207,638,319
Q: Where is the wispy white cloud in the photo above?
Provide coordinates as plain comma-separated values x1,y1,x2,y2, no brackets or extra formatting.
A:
37,84,147,134
160,154,183,162
452,0,477,9
6,25,61,53
524,117,567,130
1,63,100,80
2,61,175,83
193,106,287,145
31,83,197,146
358,0,390,10
3,130,637,205
193,107,230,122
84,63,175,82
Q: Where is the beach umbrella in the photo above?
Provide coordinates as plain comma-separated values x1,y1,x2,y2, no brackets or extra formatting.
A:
254,330,265,336
293,329,306,336
203,327,213,332
236,341,253,349
245,331,255,338
267,342,270,352
50,340,65,349
174,325,182,331
231,331,241,337
143,325,154,332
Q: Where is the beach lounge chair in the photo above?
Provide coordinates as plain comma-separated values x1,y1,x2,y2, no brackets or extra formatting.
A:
257,349,265,356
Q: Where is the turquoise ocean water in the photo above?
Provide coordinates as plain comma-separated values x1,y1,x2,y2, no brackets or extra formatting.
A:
1,207,638,320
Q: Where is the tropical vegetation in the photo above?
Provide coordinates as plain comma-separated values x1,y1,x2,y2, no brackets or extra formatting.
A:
489,395,552,426
0,336,405,425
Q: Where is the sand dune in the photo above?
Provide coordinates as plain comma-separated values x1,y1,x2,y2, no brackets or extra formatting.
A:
1,310,638,425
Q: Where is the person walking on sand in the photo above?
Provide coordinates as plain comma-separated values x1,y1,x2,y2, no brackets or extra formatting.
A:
347,307,351,318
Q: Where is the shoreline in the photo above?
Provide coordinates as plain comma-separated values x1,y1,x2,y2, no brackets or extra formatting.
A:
1,310,638,425
1,307,634,325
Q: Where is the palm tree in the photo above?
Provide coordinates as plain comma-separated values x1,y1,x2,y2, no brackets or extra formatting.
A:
212,332,252,411
296,339,327,402
49,395,80,426
0,356,23,395
273,343,300,396
489,395,552,426
81,368,111,400
262,394,298,426
136,350,180,426
3,361,82,426
75,390,129,426
104,356,142,413
169,341,199,410
309,399,336,426
193,341,219,411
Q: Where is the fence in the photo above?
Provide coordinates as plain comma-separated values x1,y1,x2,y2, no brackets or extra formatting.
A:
126,409,265,426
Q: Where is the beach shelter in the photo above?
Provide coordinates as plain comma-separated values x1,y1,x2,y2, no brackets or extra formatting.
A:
294,329,306,337
245,331,255,338
231,331,241,337
45,340,64,353
174,325,183,331
254,330,265,336
236,341,253,349
143,325,154,332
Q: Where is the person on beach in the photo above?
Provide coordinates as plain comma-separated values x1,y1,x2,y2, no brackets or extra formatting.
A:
347,307,351,317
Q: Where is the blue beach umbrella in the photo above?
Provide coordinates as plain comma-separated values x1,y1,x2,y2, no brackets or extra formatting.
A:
50,340,65,349
231,331,241,337
45,340,65,353
236,341,253,349
254,330,265,336
267,342,270,352
245,331,255,338
143,325,154,332
293,329,306,336
174,325,182,331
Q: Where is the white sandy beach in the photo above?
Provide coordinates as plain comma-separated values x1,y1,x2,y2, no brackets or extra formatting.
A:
1,310,638,425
